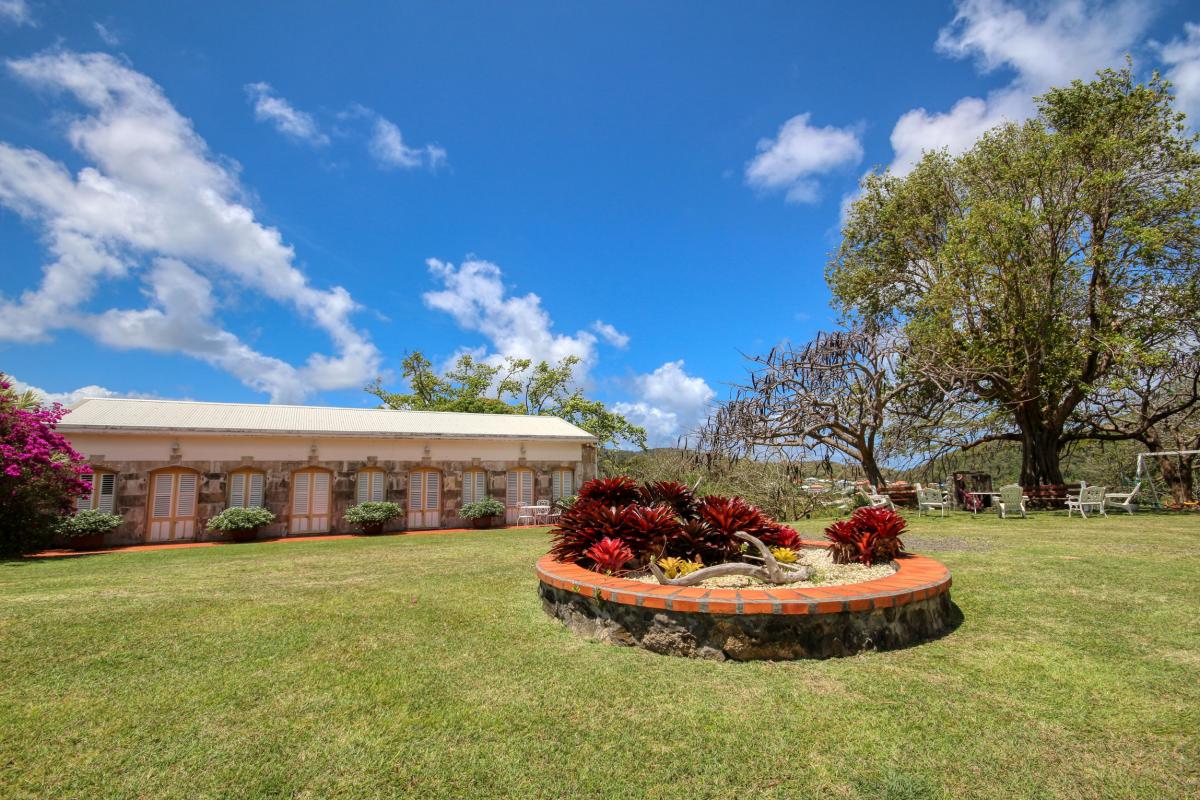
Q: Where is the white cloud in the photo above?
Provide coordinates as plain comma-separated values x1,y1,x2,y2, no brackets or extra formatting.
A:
369,115,445,170
0,0,34,26
422,257,601,373
244,82,329,146
93,22,120,46
6,373,158,406
886,0,1153,175
745,113,862,203
613,360,715,447
1158,22,1200,125
591,321,629,349
0,51,380,402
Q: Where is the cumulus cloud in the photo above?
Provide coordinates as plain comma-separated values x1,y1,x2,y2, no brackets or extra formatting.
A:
0,50,380,402
745,113,863,203
0,0,34,26
244,82,329,146
887,0,1153,174
613,360,715,447
591,321,629,349
422,257,614,375
5,373,158,406
1158,22,1200,125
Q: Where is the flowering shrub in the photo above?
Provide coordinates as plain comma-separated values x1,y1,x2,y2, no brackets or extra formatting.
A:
344,502,404,525
549,476,793,571
0,377,92,556
824,506,908,565
60,509,123,537
584,537,634,574
207,506,276,531
459,497,505,519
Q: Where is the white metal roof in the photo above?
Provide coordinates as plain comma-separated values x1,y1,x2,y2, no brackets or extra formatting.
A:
59,398,596,442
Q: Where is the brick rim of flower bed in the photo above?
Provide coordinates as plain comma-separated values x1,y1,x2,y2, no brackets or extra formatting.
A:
536,541,951,616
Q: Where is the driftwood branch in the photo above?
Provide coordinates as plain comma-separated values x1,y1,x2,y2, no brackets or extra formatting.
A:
648,531,812,586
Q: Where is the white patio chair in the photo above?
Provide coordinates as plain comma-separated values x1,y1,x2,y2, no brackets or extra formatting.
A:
1105,482,1141,515
859,488,895,510
916,488,946,517
995,484,1026,519
515,507,536,526
534,498,551,525
1067,486,1107,518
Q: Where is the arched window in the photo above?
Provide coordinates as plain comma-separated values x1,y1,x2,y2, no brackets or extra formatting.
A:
461,469,487,505
505,468,534,524
408,469,441,528
228,469,265,508
291,468,332,534
78,469,118,513
147,468,199,542
356,468,387,503
551,468,575,501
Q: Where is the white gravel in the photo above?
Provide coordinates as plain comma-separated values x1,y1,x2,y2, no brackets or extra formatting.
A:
630,547,896,589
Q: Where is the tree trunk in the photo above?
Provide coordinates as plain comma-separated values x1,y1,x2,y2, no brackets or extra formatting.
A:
859,448,886,490
1016,420,1066,487
1154,453,1196,505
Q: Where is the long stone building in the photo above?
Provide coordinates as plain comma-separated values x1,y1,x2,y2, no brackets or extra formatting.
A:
59,398,597,546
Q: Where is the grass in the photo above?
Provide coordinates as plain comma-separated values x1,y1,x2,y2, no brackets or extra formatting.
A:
1,512,1198,799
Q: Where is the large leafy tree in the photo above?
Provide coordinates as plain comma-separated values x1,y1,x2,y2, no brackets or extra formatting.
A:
831,67,1200,486
367,353,647,449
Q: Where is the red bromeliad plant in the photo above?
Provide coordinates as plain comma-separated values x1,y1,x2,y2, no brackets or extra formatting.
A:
577,476,643,507
824,506,907,565
640,481,699,520
583,537,634,574
548,498,681,569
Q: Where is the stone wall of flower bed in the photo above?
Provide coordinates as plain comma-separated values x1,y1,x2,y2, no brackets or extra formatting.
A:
536,544,953,661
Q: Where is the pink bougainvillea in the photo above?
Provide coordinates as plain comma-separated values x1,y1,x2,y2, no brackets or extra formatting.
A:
0,376,93,555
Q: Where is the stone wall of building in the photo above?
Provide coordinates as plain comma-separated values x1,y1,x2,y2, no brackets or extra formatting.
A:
90,445,597,545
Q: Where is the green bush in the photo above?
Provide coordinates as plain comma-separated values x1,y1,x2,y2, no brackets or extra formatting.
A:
459,497,505,519
207,506,275,531
60,509,123,537
344,502,403,525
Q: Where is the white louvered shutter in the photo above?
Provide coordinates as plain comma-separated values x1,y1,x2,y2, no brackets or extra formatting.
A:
97,473,116,513
313,472,330,515
409,471,423,511
506,470,517,505
230,472,246,508
293,472,310,514
425,471,439,512
357,471,370,503
248,473,264,507
153,473,173,518
372,470,384,501
464,470,486,504
77,474,94,511
176,473,196,517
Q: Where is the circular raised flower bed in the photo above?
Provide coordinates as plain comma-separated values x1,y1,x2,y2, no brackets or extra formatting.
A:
537,540,953,661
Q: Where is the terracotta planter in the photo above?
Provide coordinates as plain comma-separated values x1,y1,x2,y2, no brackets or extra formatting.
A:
229,527,259,543
360,521,386,535
66,532,107,551
470,516,498,529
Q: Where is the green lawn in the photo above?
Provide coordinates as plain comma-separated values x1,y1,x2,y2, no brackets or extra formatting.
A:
1,513,1198,799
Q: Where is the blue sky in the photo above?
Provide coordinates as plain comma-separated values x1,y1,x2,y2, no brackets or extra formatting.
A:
1,1,1198,445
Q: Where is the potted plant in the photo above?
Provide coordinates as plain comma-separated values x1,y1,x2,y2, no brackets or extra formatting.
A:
59,509,123,550
345,501,403,535
207,506,275,542
459,497,505,529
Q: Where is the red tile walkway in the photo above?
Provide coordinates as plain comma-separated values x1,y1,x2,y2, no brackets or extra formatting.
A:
30,525,549,559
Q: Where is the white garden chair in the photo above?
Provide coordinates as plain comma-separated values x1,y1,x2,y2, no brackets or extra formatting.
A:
1067,486,1107,518
916,488,946,517
995,484,1027,519
858,488,895,510
1105,482,1141,515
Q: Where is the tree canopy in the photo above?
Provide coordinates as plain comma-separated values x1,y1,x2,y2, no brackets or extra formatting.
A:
830,66,1200,486
366,353,647,450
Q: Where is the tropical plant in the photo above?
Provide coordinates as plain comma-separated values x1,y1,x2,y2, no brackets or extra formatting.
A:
60,509,123,537
640,480,699,520
577,476,643,507
584,537,634,575
459,497,505,519
657,556,702,579
207,506,276,532
770,547,799,564
661,517,740,563
0,377,93,556
344,502,403,526
824,506,907,565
